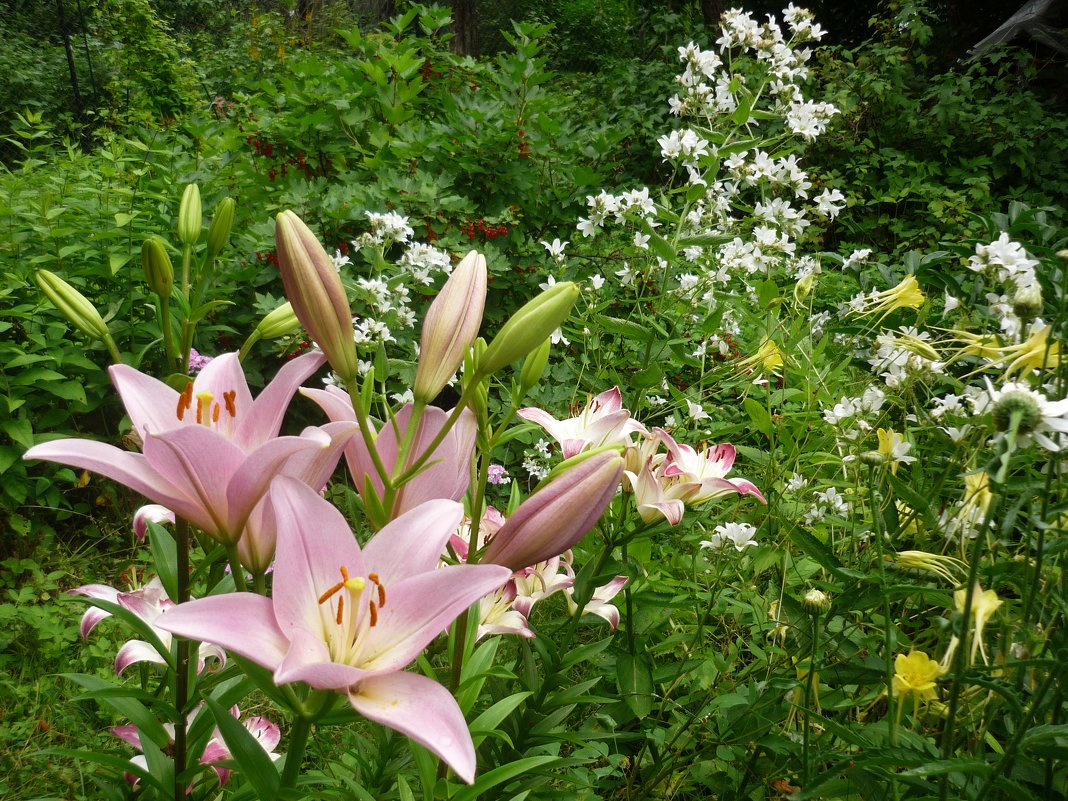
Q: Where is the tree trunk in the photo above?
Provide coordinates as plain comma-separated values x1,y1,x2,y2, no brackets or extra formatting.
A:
701,0,726,28
54,0,86,130
451,0,479,57
353,0,395,24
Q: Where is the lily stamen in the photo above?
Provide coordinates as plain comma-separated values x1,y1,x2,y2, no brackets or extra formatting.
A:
176,382,194,421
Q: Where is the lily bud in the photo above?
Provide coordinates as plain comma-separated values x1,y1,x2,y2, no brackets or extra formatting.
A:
206,196,236,258
141,236,174,297
481,450,623,571
275,210,358,382
479,281,579,376
1012,281,1043,322
35,270,111,341
519,337,551,394
256,302,300,340
177,184,202,247
414,250,487,403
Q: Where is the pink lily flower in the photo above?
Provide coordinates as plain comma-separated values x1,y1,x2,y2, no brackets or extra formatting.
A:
476,581,536,640
113,705,280,788
25,351,352,545
659,428,766,505
567,575,629,630
625,457,691,525
518,387,647,459
71,576,225,675
302,388,476,520
157,477,511,783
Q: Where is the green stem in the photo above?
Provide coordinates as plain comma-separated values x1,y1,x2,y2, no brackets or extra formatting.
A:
279,715,312,789
159,297,177,372
173,517,192,801
224,544,248,592
801,610,821,788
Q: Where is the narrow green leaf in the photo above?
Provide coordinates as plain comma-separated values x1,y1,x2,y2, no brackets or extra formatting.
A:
146,521,179,602
450,756,559,801
203,696,280,799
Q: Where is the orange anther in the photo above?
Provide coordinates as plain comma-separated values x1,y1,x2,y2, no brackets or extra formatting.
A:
212,403,221,423
335,595,344,625
368,601,378,627
224,390,237,417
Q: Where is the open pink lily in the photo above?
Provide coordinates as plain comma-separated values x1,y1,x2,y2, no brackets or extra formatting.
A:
157,477,511,783
659,428,766,505
302,388,476,521
518,387,647,459
25,351,352,545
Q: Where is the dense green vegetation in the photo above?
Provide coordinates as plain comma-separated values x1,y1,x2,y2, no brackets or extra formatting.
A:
2,2,1068,799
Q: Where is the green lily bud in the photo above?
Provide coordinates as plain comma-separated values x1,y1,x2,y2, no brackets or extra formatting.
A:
414,250,487,403
1012,281,1043,322
256,301,300,340
35,269,111,341
141,236,174,297
519,337,551,394
177,183,202,247
206,197,236,259
479,281,578,376
274,210,358,382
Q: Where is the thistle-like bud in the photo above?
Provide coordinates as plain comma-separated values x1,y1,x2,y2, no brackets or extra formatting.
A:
481,450,623,571
35,270,111,341
1012,281,1043,322
478,281,578,376
519,337,552,394
992,390,1042,434
413,250,487,403
141,236,174,297
275,210,358,382
801,588,830,615
206,196,236,259
177,184,202,247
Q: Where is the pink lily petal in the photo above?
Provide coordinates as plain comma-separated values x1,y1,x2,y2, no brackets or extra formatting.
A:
269,478,365,640
349,671,478,784
193,354,255,441
636,499,686,525
111,724,142,749
109,364,182,440
359,565,512,672
224,429,331,537
361,499,465,583
143,428,246,537
69,583,120,638
274,628,371,689
234,351,326,450
24,441,195,519
156,593,289,673
116,638,169,675
133,504,175,541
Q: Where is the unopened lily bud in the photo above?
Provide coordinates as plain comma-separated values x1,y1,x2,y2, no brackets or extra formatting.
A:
1012,281,1043,322
275,210,358,382
256,301,300,340
177,184,202,246
519,338,552,394
206,197,236,258
479,281,579,376
35,270,111,341
481,450,623,570
141,236,174,297
414,250,487,403
802,588,830,615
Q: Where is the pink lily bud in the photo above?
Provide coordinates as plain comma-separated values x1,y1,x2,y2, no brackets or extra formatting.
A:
482,451,623,571
275,210,358,382
414,250,487,403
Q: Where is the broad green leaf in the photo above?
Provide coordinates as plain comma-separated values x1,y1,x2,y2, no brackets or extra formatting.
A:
204,696,281,799
616,652,653,719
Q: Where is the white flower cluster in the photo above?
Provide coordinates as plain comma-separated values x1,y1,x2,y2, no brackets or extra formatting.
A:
803,486,850,524
700,521,759,551
822,385,886,440
968,233,1039,292
866,327,945,388
358,211,413,247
